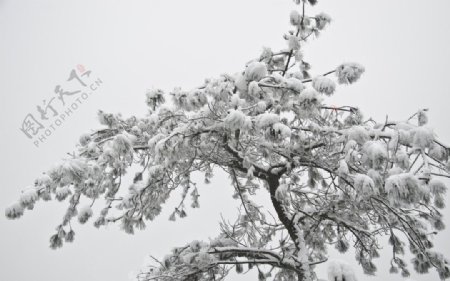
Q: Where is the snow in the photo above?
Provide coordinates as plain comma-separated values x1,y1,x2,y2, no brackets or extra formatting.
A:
148,113,159,125
287,35,301,51
412,126,434,149
299,88,320,103
285,77,304,93
367,169,382,188
388,131,399,150
335,63,365,84
146,88,164,100
55,185,72,201
65,229,75,242
418,110,428,126
362,141,388,168
388,167,402,176
273,122,292,138
78,205,93,224
247,165,255,178
315,12,332,30
224,109,251,131
344,139,358,153
230,94,245,108
145,89,165,110
244,61,268,82
354,174,377,197
48,159,88,185
256,101,267,112
248,81,261,97
312,75,336,96
35,174,51,186
327,260,357,281
346,126,369,145
187,90,208,110
19,188,38,207
275,184,289,201
148,133,166,148
385,173,421,206
210,238,238,248
113,133,136,154
429,178,447,196
397,129,412,145
235,73,248,92
194,252,217,269
337,160,349,177
131,125,141,136
256,113,279,128
5,202,24,219
290,10,301,26
270,72,285,83
97,111,117,127
395,150,410,170
259,47,273,63
297,88,322,115
429,143,447,161
79,133,91,146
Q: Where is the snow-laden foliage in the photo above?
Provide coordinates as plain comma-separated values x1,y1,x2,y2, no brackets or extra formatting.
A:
335,63,365,85
327,260,357,281
6,0,450,280
312,76,336,96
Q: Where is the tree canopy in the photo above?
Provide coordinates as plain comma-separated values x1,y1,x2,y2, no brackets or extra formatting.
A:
6,0,450,280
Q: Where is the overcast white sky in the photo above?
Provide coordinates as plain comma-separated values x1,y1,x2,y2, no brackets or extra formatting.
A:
1,0,450,280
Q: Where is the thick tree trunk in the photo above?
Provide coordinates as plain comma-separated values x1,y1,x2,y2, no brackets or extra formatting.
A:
267,175,305,281
267,175,299,247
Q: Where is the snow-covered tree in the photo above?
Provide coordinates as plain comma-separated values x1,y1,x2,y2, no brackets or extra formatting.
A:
6,0,450,280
